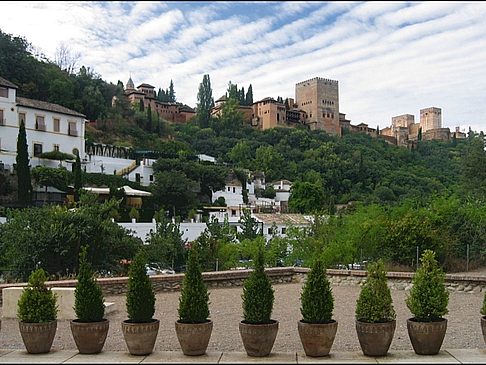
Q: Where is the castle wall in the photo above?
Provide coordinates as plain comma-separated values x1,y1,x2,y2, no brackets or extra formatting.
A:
423,128,450,141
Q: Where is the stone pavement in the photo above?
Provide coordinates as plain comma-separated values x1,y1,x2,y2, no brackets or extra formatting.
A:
0,349,485,364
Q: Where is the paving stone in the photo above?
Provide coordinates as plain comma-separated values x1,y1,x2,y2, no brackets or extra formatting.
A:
375,350,460,363
142,351,222,363
220,351,297,364
297,351,378,363
0,349,78,363
446,348,486,364
64,351,146,363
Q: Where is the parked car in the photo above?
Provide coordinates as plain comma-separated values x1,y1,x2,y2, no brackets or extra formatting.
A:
161,269,175,275
145,264,162,276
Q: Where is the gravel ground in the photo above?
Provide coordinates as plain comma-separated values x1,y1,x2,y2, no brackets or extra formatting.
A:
1,282,485,353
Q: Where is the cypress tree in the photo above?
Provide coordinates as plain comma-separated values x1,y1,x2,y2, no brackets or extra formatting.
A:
139,99,144,112
169,80,176,102
16,120,32,206
147,104,152,132
73,152,82,202
126,250,155,322
300,259,333,323
245,84,253,106
196,74,214,129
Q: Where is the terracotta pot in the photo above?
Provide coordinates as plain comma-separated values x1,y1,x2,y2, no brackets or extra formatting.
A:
407,318,447,355
19,320,57,354
175,320,213,356
298,320,338,357
121,319,159,355
239,320,279,357
70,319,109,354
481,316,486,345
356,320,396,357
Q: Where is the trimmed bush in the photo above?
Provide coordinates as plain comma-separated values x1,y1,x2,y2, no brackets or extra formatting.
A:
356,260,396,323
406,250,449,322
178,246,210,323
17,268,58,323
300,259,334,323
126,250,155,322
74,246,105,322
241,244,274,324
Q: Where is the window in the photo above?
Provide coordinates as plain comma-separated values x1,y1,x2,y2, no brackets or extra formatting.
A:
0,109,4,125
0,87,7,98
35,116,46,131
233,187,236,193
68,121,77,136
18,113,26,126
231,209,236,216
149,175,154,182
33,143,43,157
268,228,273,234
281,227,287,234
53,118,60,132
53,144,60,152
135,173,141,183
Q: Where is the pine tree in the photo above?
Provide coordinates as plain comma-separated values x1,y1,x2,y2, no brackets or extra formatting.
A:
126,250,155,322
16,120,32,206
73,152,82,202
196,74,214,129
169,80,176,102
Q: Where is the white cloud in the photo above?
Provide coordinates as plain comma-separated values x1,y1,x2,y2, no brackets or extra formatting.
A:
0,1,485,132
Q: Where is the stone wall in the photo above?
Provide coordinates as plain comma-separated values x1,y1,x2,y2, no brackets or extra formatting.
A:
2,267,485,305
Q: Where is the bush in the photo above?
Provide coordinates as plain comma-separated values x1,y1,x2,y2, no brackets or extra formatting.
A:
481,290,486,316
178,246,210,323
74,246,105,322
355,260,396,323
17,268,58,323
300,259,333,323
126,251,155,322
241,244,274,324
406,250,449,322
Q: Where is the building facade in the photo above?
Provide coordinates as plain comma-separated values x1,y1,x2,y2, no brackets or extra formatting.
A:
0,76,86,169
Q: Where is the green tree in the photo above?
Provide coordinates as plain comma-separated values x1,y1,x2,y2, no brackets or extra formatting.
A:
239,209,260,241
196,74,214,129
241,243,274,324
74,246,105,322
178,246,210,323
406,250,449,322
16,120,32,206
146,103,152,132
461,136,486,201
126,250,155,322
289,181,326,214
169,79,176,102
300,259,333,323
245,84,253,106
139,99,144,112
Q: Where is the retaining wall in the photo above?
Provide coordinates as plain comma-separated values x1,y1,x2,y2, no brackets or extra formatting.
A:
2,267,485,305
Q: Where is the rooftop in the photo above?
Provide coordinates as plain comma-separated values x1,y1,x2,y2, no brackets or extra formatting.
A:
16,97,85,118
252,213,312,225
0,76,18,89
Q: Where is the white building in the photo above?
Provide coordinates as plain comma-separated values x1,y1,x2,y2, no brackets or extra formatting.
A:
0,76,86,169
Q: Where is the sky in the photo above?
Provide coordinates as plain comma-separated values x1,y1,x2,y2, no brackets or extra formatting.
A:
1,1,486,133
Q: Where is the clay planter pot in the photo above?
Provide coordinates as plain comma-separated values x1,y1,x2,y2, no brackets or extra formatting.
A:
121,319,159,355
298,320,338,357
239,320,279,357
19,320,57,354
175,320,213,356
407,318,447,355
481,316,486,345
356,320,396,357
70,319,109,354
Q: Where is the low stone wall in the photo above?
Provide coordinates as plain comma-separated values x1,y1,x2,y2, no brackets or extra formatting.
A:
2,267,485,306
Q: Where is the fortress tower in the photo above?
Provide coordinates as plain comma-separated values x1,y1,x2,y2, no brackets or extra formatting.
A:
420,107,441,133
295,77,340,136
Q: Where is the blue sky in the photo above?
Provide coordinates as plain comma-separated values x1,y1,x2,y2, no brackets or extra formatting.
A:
1,1,486,133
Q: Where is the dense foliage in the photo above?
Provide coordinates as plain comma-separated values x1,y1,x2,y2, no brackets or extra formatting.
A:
0,196,142,281
74,246,105,322
178,246,210,323
126,250,155,323
241,243,274,324
300,259,334,323
17,268,58,323
355,260,395,323
406,250,449,322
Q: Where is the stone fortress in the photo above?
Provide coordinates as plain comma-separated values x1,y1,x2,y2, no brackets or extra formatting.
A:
124,75,467,147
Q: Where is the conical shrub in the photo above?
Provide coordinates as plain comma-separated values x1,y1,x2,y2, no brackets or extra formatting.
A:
126,250,155,322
